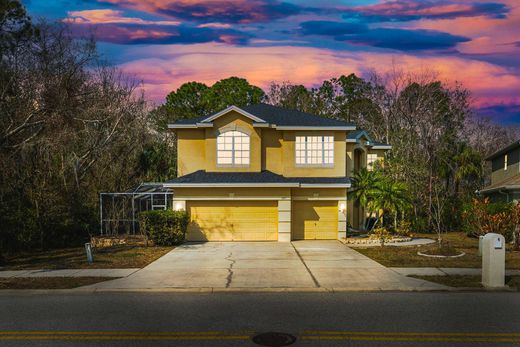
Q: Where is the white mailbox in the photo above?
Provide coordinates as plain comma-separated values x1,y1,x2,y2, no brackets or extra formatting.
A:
481,233,505,288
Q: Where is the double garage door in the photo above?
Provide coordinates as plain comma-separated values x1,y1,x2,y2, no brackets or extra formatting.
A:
186,200,337,241
187,201,278,241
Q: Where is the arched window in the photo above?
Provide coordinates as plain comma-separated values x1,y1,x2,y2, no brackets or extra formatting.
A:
217,131,250,166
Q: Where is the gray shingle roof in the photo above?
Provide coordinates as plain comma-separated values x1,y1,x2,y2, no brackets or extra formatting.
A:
163,170,351,187
346,130,366,140
485,139,520,161
240,103,354,127
169,103,355,127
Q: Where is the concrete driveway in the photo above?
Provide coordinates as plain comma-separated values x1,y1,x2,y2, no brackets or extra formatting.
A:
89,241,446,291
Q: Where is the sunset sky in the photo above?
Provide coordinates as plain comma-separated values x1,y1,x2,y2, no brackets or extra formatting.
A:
25,0,520,124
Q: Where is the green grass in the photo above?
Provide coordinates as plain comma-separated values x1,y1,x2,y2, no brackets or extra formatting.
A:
1,246,173,270
410,275,520,289
0,277,117,289
355,232,520,269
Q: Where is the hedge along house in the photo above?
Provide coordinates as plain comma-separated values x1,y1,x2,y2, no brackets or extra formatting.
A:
480,139,520,202
165,104,391,242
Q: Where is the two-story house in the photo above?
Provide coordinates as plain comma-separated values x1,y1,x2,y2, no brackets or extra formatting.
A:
165,103,390,242
480,139,520,202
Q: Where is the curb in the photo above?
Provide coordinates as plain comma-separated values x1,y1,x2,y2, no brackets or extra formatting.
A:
2,286,515,295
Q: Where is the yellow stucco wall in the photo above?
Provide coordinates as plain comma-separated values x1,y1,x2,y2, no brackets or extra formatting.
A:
177,129,206,176
281,131,346,177
346,143,355,176
205,111,262,172
291,188,347,199
173,187,291,200
261,128,283,174
174,111,352,177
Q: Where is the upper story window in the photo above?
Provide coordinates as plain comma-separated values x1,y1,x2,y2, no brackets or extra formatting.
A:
367,153,378,171
504,154,508,170
295,135,334,166
217,131,250,166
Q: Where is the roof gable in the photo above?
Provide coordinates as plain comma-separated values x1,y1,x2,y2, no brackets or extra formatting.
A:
485,140,520,161
200,105,266,124
346,130,372,143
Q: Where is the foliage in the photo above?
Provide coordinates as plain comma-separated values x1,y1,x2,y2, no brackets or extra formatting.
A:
350,168,383,229
139,210,189,246
372,176,411,231
462,198,513,241
350,168,411,232
0,15,152,254
0,0,35,54
395,220,412,237
158,77,265,126
512,203,520,251
370,227,391,246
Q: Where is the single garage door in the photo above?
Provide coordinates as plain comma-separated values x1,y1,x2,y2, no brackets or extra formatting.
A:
292,201,337,240
187,201,278,241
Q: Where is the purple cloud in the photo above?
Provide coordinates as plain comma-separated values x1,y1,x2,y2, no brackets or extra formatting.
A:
98,0,307,23
299,20,368,36
341,0,510,22
338,28,470,51
69,23,251,45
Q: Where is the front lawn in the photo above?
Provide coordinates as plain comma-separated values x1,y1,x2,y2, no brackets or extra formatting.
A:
1,246,173,270
355,232,520,269
0,277,116,289
409,275,520,289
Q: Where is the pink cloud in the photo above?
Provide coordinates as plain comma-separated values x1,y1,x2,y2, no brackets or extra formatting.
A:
64,9,180,25
408,0,520,55
118,43,520,110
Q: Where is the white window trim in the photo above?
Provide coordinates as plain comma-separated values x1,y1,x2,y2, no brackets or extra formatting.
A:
294,135,334,167
216,131,250,167
367,153,378,171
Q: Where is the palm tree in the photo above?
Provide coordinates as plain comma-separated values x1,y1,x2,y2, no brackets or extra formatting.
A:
453,144,481,195
372,178,411,231
350,168,384,230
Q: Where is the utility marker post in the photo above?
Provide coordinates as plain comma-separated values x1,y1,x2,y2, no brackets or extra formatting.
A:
85,243,94,264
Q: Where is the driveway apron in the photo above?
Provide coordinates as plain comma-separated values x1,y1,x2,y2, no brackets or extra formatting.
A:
89,241,446,290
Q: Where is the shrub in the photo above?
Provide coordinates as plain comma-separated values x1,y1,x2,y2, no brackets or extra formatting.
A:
411,216,429,234
139,210,189,246
370,226,391,246
462,198,513,241
395,220,412,237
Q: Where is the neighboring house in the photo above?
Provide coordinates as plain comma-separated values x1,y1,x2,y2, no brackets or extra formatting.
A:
165,103,391,241
480,139,520,203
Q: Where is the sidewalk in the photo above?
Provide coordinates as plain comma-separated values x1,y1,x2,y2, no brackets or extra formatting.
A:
2,267,519,279
391,267,520,276
0,268,139,278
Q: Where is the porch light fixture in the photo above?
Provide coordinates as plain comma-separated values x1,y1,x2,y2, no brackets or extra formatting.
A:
339,203,346,212
174,202,185,211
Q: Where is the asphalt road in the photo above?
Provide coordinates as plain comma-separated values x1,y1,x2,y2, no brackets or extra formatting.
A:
1,292,520,346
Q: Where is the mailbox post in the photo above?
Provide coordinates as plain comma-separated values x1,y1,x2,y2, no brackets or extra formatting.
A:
481,233,505,288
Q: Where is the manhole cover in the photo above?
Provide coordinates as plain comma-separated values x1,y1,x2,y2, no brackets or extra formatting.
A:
251,332,297,346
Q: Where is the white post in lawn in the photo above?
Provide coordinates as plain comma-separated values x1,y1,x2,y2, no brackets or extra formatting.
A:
481,233,505,288
338,200,347,240
478,235,484,256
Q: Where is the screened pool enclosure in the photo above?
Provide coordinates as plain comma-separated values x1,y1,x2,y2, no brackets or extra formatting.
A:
99,184,173,235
